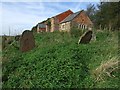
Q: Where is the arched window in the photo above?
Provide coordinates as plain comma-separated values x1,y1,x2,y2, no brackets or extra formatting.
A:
80,24,81,29
62,25,65,28
81,24,83,29
62,24,65,30
83,25,86,29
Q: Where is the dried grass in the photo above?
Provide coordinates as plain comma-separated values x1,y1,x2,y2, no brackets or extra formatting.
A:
93,57,119,82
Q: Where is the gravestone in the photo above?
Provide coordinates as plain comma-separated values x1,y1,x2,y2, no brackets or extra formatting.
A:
78,30,93,44
2,36,6,49
2,36,13,49
6,37,13,44
15,35,21,41
20,30,35,52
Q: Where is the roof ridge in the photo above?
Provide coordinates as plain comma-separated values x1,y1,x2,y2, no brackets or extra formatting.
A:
52,9,73,18
60,13,72,23
74,9,84,14
60,10,84,23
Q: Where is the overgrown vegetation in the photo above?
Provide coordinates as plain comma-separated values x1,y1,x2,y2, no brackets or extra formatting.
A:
86,2,120,30
2,30,119,88
70,27,85,38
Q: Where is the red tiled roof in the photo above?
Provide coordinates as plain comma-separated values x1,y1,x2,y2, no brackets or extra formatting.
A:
54,9,73,22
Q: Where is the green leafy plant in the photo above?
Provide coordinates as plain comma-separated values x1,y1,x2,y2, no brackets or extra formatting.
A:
2,30,119,88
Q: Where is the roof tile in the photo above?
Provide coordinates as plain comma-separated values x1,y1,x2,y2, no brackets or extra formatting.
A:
60,10,84,23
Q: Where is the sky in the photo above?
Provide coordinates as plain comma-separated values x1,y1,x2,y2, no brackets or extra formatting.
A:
0,1,100,36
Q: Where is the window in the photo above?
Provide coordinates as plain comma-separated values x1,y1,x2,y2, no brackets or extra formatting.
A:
62,25,65,28
61,24,65,30
81,24,82,29
80,24,82,29
82,25,85,29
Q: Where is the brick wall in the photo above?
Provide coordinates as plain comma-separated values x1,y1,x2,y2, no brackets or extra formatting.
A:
72,11,93,28
50,10,73,32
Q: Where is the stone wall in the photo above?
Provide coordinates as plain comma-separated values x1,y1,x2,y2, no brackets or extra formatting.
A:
50,17,55,32
59,22,71,32
46,25,51,32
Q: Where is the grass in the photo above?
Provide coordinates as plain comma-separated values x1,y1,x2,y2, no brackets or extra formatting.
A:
2,30,119,88
93,57,119,81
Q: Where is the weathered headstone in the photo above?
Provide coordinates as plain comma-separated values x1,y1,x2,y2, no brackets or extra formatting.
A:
6,37,13,44
20,30,35,52
78,30,93,44
15,35,21,41
2,36,6,49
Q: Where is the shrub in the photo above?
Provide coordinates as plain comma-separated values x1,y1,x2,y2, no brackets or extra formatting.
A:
70,27,84,38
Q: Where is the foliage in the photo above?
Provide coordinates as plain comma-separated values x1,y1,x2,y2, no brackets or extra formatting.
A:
31,26,37,32
96,2,119,30
86,2,120,30
2,30,119,88
86,3,96,23
70,27,84,38
46,18,51,26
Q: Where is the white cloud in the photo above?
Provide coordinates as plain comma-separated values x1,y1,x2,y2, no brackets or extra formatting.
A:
1,2,55,35
2,9,47,35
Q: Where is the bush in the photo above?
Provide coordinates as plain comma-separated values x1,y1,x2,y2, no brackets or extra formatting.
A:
70,27,84,38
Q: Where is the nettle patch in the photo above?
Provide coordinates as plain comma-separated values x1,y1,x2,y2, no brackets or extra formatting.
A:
2,30,119,88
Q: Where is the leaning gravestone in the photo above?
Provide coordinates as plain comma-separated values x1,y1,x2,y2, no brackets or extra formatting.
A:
15,35,21,41
78,30,93,44
20,30,35,52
